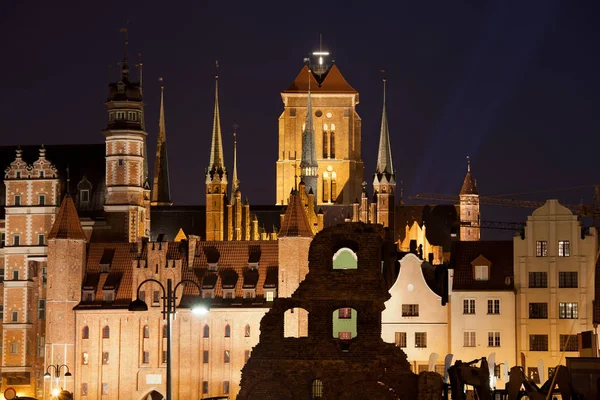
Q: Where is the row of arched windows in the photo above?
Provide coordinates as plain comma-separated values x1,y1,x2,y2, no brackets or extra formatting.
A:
81,323,252,340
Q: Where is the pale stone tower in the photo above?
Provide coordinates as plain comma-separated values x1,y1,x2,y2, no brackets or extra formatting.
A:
459,157,480,241
372,78,395,228
103,38,150,242
45,194,86,398
151,79,173,206
2,147,60,398
277,60,364,205
205,75,228,241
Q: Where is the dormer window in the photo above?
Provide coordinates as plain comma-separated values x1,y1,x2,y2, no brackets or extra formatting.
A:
208,262,218,272
243,289,256,299
248,262,259,271
474,265,489,281
80,189,90,203
223,289,235,299
103,290,115,302
83,290,95,302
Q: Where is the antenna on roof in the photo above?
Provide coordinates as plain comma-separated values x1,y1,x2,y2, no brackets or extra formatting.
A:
137,52,143,95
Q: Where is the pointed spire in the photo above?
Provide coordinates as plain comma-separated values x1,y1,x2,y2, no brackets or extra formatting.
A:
48,194,86,241
300,66,318,205
231,125,240,200
151,78,172,205
376,77,394,177
119,25,130,80
460,156,478,195
208,62,226,177
137,52,143,96
279,190,314,238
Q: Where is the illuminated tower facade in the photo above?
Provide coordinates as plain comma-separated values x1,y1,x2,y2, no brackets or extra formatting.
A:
276,51,364,205
102,39,150,242
459,157,480,241
205,76,228,241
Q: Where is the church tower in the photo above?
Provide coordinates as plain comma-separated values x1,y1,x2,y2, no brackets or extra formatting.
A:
459,157,480,241
372,78,395,228
205,74,228,241
103,37,150,242
300,67,319,208
277,50,364,205
151,78,173,206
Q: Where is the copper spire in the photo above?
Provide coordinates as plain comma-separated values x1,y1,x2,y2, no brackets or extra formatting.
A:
208,62,226,177
460,156,478,195
376,77,394,177
231,125,240,200
151,78,172,205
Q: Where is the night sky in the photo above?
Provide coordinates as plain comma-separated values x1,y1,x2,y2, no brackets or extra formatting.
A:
1,1,599,238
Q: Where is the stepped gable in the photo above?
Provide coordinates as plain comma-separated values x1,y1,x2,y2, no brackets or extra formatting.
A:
48,194,86,240
450,241,514,291
238,223,420,400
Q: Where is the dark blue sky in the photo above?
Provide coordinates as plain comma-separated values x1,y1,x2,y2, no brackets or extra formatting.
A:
1,1,599,236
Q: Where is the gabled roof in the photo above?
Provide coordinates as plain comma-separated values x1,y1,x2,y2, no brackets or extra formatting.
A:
48,194,86,240
284,64,357,94
278,190,313,238
450,241,514,291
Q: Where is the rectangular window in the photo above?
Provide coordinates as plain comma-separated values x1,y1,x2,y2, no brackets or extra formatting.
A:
13,234,20,246
80,189,90,203
162,351,167,364
37,234,45,246
153,291,160,305
203,350,209,364
338,308,352,319
474,265,489,280
463,331,476,347
266,291,274,302
529,303,548,319
82,352,89,365
38,299,45,320
0,305,3,320
14,195,21,206
143,351,150,364
487,299,500,314
224,381,230,394
38,194,46,206
37,336,44,358
11,311,18,322
415,332,427,348
488,332,501,347
12,270,19,280
42,267,47,283
395,332,407,348
103,352,109,364
529,272,548,288
558,240,570,257
528,368,541,384
402,304,419,317
558,272,578,288
224,350,230,363
0,268,4,281
1,233,5,247
245,350,251,363
202,381,209,394
81,383,88,396
118,159,124,166
10,343,18,354
102,383,108,395
338,332,352,340
536,240,548,257
559,302,578,319
463,299,476,315
559,335,579,352
529,334,549,351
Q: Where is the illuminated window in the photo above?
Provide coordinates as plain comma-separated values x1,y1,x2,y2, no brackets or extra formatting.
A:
474,265,488,280
102,326,110,339
558,240,570,257
463,331,476,347
143,325,150,338
82,326,89,339
338,308,352,319
224,350,230,363
82,352,89,365
487,299,500,314
395,332,407,348
415,332,427,348
81,383,88,396
536,240,547,257
225,324,231,338
559,302,578,319
245,324,251,337
463,299,476,315
402,304,419,317
529,335,548,351
529,272,547,288
559,272,578,288
488,332,500,347
559,335,578,352
312,379,323,400
102,352,109,364
266,291,274,302
528,368,540,384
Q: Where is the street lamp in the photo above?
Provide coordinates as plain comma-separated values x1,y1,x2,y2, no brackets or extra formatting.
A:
44,364,72,398
129,278,207,400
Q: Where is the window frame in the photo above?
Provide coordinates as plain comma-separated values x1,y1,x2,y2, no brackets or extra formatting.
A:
529,334,549,351
529,272,548,288
536,240,548,257
415,332,427,348
402,304,419,317
558,271,578,288
488,332,501,347
558,302,578,319
558,240,570,257
463,331,476,347
529,303,548,319
463,298,476,315
395,332,407,348
487,299,500,315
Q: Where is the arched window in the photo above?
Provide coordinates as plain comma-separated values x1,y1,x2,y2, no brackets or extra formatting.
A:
332,248,358,270
224,324,231,338
143,325,150,339
203,325,210,338
244,324,251,337
102,326,110,339
312,379,323,399
162,325,168,338
331,171,337,202
322,130,328,158
82,326,89,339
330,131,335,159
332,308,358,340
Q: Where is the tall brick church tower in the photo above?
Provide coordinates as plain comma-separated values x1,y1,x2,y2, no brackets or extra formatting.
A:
102,38,150,242
205,75,228,240
459,157,480,241
276,52,364,205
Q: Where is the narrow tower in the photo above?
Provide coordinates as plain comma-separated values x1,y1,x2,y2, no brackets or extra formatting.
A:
372,77,396,228
205,72,228,241
151,78,173,206
459,156,480,241
103,35,149,242
300,67,319,208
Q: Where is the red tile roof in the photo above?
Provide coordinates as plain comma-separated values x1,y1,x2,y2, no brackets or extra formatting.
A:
48,194,86,240
284,65,357,94
450,241,514,291
279,191,313,238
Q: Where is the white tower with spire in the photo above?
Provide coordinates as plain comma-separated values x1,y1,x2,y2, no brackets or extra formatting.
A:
459,156,480,241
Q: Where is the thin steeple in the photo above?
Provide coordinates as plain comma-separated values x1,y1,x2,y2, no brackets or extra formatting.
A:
119,25,130,81
151,78,172,205
231,125,240,200
208,63,226,177
300,65,318,205
376,77,394,177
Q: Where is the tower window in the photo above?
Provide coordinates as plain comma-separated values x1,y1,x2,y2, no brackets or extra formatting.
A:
143,325,150,338
12,270,19,280
38,234,45,246
14,195,21,206
143,351,150,364
38,194,46,206
224,324,231,338
38,299,46,320
330,130,335,158
312,380,323,400
102,326,110,339
39,171,44,178
118,159,124,166
13,234,20,246
16,171,21,179
11,311,18,322
80,189,90,203
102,352,109,364
10,343,18,354
82,326,89,339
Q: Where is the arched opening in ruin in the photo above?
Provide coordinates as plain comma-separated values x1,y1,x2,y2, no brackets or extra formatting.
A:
332,307,357,340
141,390,164,400
332,247,358,270
283,307,309,338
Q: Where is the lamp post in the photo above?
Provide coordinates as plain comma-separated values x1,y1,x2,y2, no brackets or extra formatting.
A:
128,278,207,400
44,364,72,398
